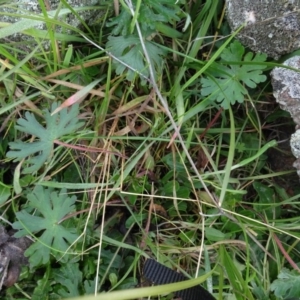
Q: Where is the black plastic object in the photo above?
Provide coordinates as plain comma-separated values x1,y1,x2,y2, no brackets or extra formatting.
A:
143,259,215,300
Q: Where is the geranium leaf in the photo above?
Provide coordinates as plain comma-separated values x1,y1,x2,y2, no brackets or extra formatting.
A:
53,263,82,297
201,41,267,109
271,268,300,298
6,102,84,173
13,186,78,268
107,0,182,36
106,35,166,84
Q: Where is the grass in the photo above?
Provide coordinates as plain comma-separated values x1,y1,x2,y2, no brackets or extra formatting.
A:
0,1,300,300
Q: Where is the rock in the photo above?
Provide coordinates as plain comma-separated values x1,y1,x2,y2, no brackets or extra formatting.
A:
291,129,300,152
226,0,300,59
0,226,32,290
271,56,300,124
271,56,300,176
0,1,102,51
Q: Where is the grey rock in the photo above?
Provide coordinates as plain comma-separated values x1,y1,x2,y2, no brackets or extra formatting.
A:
271,55,300,176
0,0,102,51
291,130,300,158
226,0,300,59
293,157,300,176
271,56,300,125
0,226,32,290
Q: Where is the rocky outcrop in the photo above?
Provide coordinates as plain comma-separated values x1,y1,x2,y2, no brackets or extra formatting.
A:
271,56,300,176
0,1,102,51
226,0,300,59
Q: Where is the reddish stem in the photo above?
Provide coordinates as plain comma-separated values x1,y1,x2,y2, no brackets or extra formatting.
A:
200,107,223,139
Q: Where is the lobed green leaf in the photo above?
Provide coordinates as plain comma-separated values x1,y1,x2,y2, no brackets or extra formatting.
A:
53,263,82,297
107,35,166,84
6,102,84,173
13,186,79,268
107,0,182,36
200,40,267,109
271,268,300,298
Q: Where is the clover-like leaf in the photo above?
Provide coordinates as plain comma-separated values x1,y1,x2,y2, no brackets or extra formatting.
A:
106,35,166,85
201,41,267,109
6,102,84,174
13,186,78,268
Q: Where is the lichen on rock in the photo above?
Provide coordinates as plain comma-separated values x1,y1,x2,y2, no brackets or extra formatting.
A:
271,56,300,176
291,130,300,158
226,0,300,59
0,0,102,52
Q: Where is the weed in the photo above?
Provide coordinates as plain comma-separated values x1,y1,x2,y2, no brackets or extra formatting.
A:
0,1,299,300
